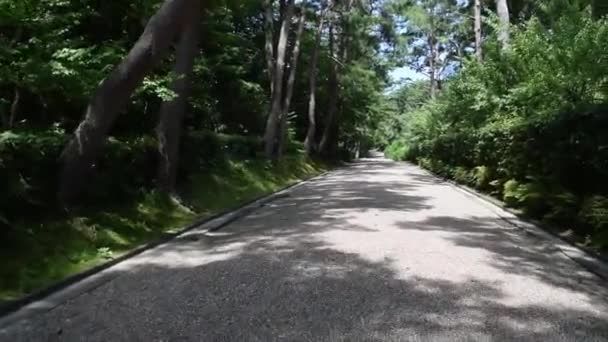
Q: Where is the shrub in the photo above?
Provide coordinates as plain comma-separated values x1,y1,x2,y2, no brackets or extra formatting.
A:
503,179,523,207
580,196,608,249
384,140,409,161
472,166,492,190
544,191,579,225
0,129,68,219
0,129,265,226
452,166,474,185
580,196,608,232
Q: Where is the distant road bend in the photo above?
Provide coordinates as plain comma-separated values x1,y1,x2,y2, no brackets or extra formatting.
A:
2,157,608,341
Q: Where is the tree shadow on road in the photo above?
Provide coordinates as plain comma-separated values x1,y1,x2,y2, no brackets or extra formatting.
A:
17,231,608,341
397,215,608,302
4,159,608,341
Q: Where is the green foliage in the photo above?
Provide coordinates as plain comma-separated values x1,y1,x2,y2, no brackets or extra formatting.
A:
379,10,608,250
452,166,474,186
0,129,264,226
0,128,68,221
384,139,410,161
580,196,608,249
581,196,608,230
472,166,492,190
0,146,326,302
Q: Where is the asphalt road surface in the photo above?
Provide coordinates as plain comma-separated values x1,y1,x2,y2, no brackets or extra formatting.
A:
2,158,608,341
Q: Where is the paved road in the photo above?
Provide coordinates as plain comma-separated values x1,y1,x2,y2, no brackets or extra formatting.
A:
2,158,608,341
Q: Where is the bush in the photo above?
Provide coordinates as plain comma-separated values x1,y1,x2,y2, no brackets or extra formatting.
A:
218,134,262,157
180,131,263,173
384,140,410,161
0,129,68,220
580,196,608,249
452,166,474,185
544,191,579,225
501,179,547,215
502,179,523,207
581,196,608,232
0,129,264,226
472,166,492,190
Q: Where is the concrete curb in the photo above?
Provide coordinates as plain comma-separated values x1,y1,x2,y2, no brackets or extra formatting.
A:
405,161,608,282
0,168,333,328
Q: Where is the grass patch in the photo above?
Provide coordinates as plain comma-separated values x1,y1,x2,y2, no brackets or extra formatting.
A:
0,154,328,303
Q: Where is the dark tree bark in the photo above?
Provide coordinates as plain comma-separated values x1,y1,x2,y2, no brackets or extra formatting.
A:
428,35,438,98
320,0,352,157
8,87,20,128
264,0,276,96
3,29,23,129
304,6,329,156
428,9,439,99
277,10,306,157
156,1,201,193
59,0,192,201
319,24,340,156
474,0,483,62
263,0,295,159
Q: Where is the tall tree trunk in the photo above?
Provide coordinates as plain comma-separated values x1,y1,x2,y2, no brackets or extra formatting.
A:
428,35,437,98
474,0,483,62
427,7,438,99
277,10,306,157
319,24,339,156
59,0,191,202
324,8,351,157
264,0,276,96
2,29,22,129
156,1,201,194
304,7,329,156
496,0,510,49
8,86,20,129
0,106,6,129
39,94,49,123
263,0,295,159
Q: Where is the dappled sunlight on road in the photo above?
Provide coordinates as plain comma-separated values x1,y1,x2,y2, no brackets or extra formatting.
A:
2,158,608,341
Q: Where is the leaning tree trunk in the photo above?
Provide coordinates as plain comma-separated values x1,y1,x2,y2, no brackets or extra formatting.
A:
474,0,483,62
304,6,329,156
59,0,192,201
156,1,201,194
263,0,295,159
496,0,510,49
319,24,339,157
277,11,306,157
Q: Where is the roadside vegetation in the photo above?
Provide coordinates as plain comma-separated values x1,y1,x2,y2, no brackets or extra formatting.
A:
378,0,608,251
0,0,386,302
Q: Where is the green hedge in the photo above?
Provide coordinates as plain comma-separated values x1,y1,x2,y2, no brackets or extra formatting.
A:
383,13,608,249
398,105,608,250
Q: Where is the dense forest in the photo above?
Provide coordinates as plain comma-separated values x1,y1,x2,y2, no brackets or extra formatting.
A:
0,0,606,302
